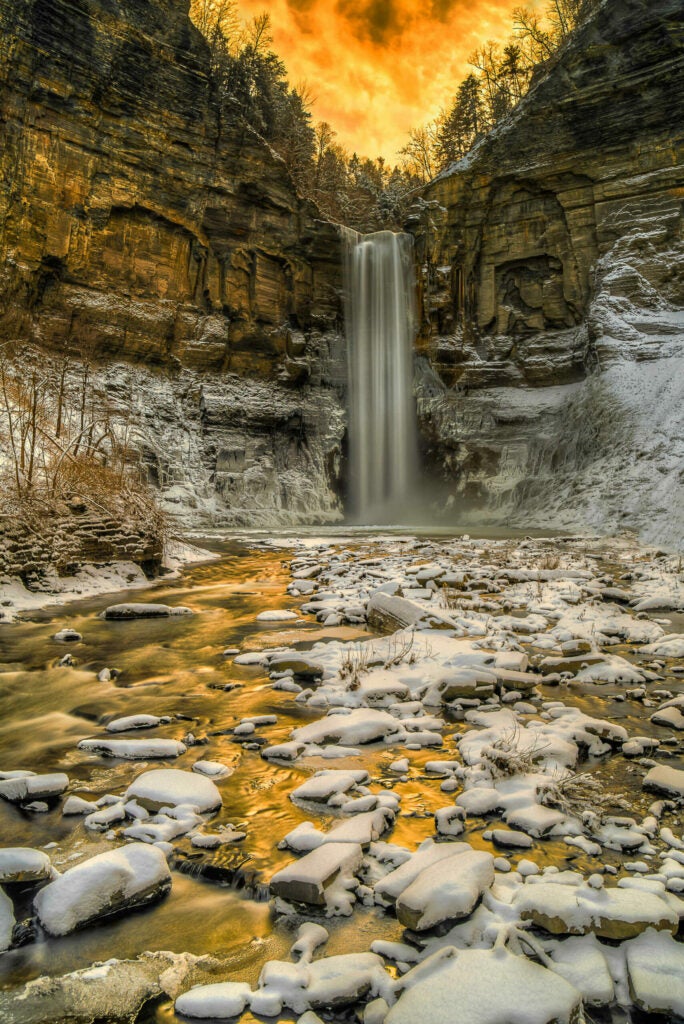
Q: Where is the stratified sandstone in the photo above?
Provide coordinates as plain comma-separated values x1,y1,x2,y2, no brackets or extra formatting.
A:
410,0,684,547
0,0,345,524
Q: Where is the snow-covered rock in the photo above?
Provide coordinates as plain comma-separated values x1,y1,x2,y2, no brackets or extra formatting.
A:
125,769,222,812
33,844,171,935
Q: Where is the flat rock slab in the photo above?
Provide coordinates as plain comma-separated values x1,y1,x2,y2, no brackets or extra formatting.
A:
268,655,324,678
0,773,68,804
101,604,192,619
292,709,405,747
367,592,429,633
514,881,679,939
34,845,171,936
78,738,186,760
106,715,163,733
626,928,684,1016
270,842,363,906
290,769,369,805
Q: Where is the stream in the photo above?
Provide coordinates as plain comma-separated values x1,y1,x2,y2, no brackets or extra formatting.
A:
0,532,682,1023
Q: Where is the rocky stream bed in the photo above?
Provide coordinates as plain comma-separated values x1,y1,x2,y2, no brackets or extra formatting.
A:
0,530,683,1024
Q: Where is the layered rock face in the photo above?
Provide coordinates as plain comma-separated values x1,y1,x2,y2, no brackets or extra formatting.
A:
0,0,345,525
412,0,684,547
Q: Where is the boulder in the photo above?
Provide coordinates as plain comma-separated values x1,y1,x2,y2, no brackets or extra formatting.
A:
34,845,171,935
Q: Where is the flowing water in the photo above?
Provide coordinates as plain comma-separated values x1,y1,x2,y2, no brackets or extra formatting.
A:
0,537,680,1022
344,230,418,521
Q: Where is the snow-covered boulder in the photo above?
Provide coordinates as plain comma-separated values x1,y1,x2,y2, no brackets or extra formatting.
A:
125,769,222,812
292,709,405,747
0,847,53,884
386,946,582,1024
33,845,171,935
395,848,495,931
643,765,684,799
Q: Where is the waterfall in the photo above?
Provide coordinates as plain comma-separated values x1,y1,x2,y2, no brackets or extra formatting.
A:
344,229,418,521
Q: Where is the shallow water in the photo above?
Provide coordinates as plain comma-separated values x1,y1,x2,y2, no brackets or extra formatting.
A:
0,535,682,1021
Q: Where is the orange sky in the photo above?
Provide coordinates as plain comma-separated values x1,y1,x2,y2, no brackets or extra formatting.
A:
237,0,538,160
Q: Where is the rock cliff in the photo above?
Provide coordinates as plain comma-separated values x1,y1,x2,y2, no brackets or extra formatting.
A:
0,0,346,525
411,0,684,548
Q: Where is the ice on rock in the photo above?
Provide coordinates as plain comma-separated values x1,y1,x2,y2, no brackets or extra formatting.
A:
386,946,582,1024
270,842,363,907
366,592,432,632
78,737,187,759
125,769,222,812
0,772,68,804
0,847,53,883
105,715,162,733
626,927,684,1016
262,740,306,762
0,950,210,1021
190,827,245,848
33,844,171,935
282,808,395,855
395,847,495,931
101,603,193,619
124,805,204,844
292,710,405,747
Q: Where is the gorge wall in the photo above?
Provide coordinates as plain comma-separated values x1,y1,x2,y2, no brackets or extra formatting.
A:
411,0,684,548
1,0,683,545
0,0,346,526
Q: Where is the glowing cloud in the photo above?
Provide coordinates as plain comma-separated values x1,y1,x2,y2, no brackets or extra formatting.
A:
236,0,539,159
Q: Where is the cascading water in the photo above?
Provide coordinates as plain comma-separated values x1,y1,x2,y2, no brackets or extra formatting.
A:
343,229,419,521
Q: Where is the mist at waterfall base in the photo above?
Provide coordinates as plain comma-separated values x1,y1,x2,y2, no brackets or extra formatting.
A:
343,229,443,527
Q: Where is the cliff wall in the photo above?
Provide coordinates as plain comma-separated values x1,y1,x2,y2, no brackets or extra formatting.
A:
411,0,684,547
0,0,346,526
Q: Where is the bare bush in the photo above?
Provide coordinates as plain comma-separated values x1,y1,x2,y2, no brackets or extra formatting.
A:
0,343,166,542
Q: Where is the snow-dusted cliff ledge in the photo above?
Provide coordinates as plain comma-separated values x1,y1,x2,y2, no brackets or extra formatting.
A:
95,358,347,528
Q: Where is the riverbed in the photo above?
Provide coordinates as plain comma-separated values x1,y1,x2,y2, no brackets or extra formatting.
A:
0,530,683,1023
